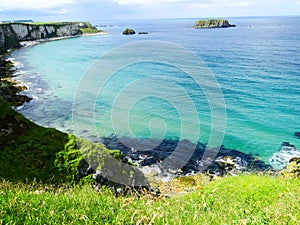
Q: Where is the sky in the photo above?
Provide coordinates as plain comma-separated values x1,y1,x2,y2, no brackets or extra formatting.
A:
0,0,299,21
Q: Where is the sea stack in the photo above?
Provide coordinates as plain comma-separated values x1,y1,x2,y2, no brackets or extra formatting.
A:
122,28,136,35
194,19,236,29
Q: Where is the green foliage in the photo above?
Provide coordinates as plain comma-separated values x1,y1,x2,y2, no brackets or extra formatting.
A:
0,96,83,183
0,96,69,182
80,28,103,34
54,134,84,182
0,95,14,118
0,175,299,224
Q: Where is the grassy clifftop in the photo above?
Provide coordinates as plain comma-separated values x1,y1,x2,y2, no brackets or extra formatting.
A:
0,175,299,224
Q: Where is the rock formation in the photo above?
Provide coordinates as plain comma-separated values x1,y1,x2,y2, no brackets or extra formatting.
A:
0,23,82,52
123,29,136,35
194,19,236,29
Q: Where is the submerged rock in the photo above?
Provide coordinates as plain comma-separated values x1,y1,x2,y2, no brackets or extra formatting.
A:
194,19,236,29
294,132,300,139
138,32,149,35
102,135,272,179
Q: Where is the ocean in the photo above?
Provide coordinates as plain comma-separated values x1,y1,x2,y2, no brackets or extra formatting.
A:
11,17,300,169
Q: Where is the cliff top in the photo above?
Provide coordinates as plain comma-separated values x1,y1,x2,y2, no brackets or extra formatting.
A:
0,21,93,28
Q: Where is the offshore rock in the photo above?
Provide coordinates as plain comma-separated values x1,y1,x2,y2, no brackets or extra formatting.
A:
194,19,236,29
123,29,136,35
294,132,300,139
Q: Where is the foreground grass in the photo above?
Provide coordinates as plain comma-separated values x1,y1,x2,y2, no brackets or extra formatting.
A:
1,175,299,224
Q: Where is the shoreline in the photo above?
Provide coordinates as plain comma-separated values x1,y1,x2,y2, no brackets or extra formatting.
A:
4,46,274,178
82,31,109,36
18,31,109,48
1,32,106,105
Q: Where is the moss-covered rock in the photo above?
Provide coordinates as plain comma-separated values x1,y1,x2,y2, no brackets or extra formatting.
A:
123,29,136,35
281,157,300,178
0,58,32,106
158,174,210,197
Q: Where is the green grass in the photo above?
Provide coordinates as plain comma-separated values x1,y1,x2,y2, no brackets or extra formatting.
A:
0,175,299,224
80,28,103,34
30,22,67,25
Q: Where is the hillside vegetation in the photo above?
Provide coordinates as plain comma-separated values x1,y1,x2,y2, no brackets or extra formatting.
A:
0,96,126,183
0,175,299,224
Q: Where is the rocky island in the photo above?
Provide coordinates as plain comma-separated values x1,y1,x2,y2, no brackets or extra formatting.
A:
194,19,236,29
122,28,136,35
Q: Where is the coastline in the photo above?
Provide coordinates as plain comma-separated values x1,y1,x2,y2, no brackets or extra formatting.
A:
18,31,109,48
2,22,299,181
1,17,300,225
1,30,108,105
2,32,274,174
2,41,274,180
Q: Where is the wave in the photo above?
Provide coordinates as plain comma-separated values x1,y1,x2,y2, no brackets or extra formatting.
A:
269,142,300,170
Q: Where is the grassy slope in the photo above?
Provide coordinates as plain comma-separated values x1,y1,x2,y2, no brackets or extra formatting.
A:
0,96,68,182
0,175,299,224
0,96,126,183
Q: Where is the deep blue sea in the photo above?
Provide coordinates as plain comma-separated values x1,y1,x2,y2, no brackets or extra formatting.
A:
11,17,300,168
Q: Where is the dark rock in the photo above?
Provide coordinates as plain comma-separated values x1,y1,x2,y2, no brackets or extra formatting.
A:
122,29,136,35
0,58,32,106
77,159,95,180
102,135,272,179
294,132,300,139
92,170,150,196
281,142,296,151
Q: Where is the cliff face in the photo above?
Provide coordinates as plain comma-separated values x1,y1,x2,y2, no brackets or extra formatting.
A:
0,23,82,52
194,19,236,29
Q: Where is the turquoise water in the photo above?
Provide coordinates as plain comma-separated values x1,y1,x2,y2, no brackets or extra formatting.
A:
12,17,300,164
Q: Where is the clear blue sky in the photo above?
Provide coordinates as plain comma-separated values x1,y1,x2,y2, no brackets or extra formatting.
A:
0,0,299,21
